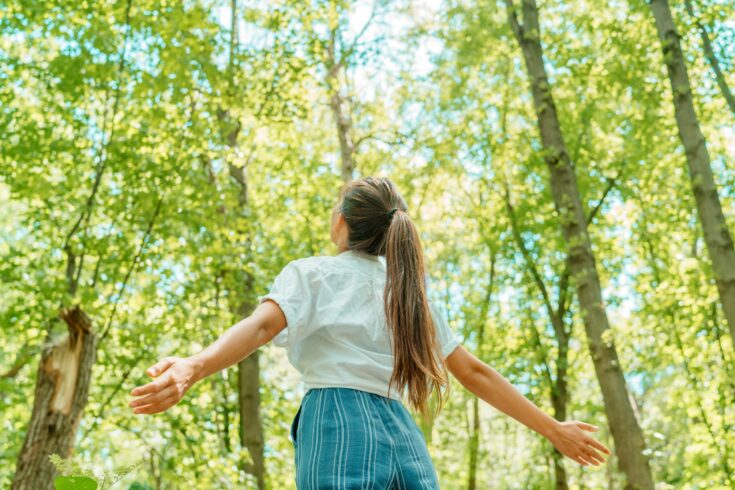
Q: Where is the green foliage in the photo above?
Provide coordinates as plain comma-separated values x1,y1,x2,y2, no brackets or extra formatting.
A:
1,0,734,488
49,453,141,490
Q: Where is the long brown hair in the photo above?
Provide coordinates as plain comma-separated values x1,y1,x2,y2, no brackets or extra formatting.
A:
337,176,450,416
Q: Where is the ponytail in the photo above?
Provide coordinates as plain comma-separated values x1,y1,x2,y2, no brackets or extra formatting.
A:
339,176,450,416
383,210,450,417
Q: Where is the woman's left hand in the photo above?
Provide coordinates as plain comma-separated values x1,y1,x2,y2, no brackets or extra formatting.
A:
546,420,612,466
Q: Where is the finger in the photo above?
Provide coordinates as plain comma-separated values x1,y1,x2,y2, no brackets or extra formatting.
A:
134,396,177,415
585,437,612,456
563,450,585,466
130,374,172,397
130,376,170,397
129,383,176,409
146,357,176,378
576,421,599,432
582,448,604,465
571,454,588,466
133,393,180,415
577,452,595,466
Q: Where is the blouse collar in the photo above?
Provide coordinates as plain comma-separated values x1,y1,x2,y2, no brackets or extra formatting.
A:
341,249,382,263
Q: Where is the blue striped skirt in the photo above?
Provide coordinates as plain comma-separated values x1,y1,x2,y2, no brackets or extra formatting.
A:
290,387,441,489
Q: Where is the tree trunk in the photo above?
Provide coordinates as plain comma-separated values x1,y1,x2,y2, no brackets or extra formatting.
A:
504,2,655,488
219,114,266,489
330,89,356,183
467,395,480,490
12,3,135,484
551,338,570,490
219,2,266,486
505,179,611,490
208,112,266,486
227,132,266,489
233,241,264,488
467,253,496,490
507,199,571,489
12,307,97,490
325,27,355,184
238,349,265,489
651,0,735,348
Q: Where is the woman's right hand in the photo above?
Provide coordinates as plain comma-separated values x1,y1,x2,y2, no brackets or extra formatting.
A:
128,356,201,415
546,420,612,466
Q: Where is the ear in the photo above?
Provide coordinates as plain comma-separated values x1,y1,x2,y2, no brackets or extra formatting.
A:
335,211,349,246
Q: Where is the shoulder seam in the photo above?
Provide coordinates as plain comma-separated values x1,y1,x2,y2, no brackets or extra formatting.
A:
287,255,330,277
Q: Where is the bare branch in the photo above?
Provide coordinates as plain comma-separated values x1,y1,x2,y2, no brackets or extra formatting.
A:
504,0,524,43
502,178,556,322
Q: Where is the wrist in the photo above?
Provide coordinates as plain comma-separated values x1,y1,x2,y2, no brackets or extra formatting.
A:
187,354,207,385
541,418,563,441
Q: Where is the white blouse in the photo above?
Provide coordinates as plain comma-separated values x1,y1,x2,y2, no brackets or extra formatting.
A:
257,249,463,400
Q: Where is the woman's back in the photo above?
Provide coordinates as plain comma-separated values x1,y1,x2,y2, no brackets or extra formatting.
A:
258,249,461,401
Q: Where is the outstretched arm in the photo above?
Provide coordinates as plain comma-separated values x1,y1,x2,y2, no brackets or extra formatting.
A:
129,300,287,415
446,345,611,467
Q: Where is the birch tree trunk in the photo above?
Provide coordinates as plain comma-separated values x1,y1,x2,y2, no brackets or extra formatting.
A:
504,1,654,488
650,0,735,347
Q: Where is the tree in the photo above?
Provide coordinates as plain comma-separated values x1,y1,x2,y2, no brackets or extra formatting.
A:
503,1,655,488
649,0,735,349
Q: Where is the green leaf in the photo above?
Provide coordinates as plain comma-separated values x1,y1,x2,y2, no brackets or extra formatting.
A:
54,476,98,490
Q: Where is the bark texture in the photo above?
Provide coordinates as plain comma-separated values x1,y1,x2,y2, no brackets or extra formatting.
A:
238,348,264,489
651,0,735,348
219,108,266,490
504,1,655,488
12,307,97,490
330,88,356,183
467,254,495,490
326,27,356,184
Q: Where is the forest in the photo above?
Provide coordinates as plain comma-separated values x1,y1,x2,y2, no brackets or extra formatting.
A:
1,0,734,488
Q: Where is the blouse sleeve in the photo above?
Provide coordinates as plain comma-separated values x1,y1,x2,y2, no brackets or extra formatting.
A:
429,299,462,359
257,260,318,349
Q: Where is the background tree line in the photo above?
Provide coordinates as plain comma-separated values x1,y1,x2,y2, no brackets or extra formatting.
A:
1,0,734,488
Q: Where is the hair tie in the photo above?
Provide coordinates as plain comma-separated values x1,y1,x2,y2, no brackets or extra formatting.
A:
388,207,398,219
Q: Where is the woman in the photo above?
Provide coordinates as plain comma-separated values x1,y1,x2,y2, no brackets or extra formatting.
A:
129,176,610,488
